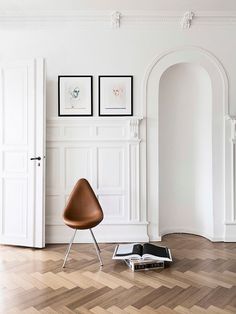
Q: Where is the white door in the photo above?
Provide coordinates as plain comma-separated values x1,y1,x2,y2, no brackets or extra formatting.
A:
0,59,45,248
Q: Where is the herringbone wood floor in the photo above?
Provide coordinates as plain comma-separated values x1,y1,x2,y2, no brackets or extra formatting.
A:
0,234,236,314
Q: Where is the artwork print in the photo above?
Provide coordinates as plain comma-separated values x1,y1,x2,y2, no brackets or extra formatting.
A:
58,76,93,116
64,84,83,109
99,76,133,116
106,83,127,109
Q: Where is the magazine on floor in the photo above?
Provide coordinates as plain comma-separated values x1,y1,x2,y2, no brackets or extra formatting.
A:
112,243,172,262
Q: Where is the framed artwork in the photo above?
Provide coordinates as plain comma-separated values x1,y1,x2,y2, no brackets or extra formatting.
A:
98,75,133,116
58,75,93,116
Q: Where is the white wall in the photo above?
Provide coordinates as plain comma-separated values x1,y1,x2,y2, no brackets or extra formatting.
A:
159,63,213,238
0,0,236,242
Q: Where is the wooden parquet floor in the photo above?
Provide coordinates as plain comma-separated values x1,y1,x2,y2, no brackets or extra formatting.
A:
0,234,236,314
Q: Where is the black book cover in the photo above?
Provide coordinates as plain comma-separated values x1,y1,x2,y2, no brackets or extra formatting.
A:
143,243,170,258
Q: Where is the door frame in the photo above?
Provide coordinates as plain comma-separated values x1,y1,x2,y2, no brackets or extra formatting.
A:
143,46,229,241
34,58,46,248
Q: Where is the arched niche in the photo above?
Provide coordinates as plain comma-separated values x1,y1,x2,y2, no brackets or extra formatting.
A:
144,47,229,241
159,63,213,238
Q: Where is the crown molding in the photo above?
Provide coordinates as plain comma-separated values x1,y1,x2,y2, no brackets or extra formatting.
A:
0,10,236,27
0,10,109,23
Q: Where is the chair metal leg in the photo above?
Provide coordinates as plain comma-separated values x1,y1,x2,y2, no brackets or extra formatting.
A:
89,229,103,266
62,229,77,268
89,228,101,252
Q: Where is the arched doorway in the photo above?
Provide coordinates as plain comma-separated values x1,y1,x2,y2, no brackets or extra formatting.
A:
144,47,229,241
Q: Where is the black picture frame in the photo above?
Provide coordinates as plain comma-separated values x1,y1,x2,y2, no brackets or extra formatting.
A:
98,75,133,116
58,75,93,117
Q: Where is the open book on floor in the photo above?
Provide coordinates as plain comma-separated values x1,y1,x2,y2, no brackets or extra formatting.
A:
112,243,172,262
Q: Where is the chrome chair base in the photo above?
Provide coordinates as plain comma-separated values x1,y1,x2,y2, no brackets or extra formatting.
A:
62,229,103,268
89,229,103,266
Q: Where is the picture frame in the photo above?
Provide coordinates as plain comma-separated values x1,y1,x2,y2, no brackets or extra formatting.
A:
98,75,133,116
58,75,93,116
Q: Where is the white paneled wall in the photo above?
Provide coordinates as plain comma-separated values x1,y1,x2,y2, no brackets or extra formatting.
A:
45,117,149,243
1,1,236,243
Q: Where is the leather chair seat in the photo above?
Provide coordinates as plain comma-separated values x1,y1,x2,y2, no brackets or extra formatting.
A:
64,212,103,230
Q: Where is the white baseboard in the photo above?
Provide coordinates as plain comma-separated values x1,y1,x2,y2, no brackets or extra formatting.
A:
159,227,214,242
147,223,162,242
148,235,162,242
210,236,224,242
46,223,149,244
45,223,236,243
225,223,236,242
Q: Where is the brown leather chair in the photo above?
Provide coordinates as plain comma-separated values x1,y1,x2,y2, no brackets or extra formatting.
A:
62,178,103,268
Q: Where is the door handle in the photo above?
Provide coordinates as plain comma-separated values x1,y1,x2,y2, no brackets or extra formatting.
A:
30,157,41,161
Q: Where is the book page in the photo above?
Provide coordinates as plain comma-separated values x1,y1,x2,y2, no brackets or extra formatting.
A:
115,243,142,257
116,243,136,255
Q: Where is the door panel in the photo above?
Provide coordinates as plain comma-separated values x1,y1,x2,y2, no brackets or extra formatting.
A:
0,59,45,248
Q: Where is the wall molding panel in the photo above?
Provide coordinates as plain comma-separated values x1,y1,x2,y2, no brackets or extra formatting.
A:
225,116,236,241
45,117,148,243
0,10,236,28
